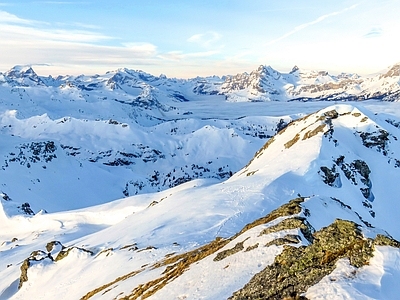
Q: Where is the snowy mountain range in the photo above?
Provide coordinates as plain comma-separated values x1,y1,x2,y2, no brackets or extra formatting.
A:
1,64,400,299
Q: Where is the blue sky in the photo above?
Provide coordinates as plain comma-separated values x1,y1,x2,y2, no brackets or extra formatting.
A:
0,0,399,77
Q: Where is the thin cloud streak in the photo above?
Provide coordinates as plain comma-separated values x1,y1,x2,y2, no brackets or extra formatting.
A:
0,10,39,24
188,32,222,48
0,10,110,43
158,50,220,61
267,4,359,46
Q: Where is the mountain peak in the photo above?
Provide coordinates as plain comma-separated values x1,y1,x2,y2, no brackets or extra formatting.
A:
255,65,280,78
381,63,400,78
235,104,385,181
5,65,38,78
290,65,300,73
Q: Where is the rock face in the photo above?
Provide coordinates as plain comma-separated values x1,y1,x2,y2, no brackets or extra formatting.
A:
18,241,93,289
19,250,51,289
229,219,376,300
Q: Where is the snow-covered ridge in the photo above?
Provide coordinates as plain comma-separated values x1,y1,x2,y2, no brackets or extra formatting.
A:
0,63,400,108
219,63,400,102
1,103,400,299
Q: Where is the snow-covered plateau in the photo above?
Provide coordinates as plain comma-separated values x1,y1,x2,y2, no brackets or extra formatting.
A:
1,64,400,299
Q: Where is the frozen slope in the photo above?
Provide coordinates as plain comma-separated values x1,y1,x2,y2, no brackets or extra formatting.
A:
1,104,400,299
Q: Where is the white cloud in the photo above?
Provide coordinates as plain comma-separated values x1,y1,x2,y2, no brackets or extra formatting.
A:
53,21,101,30
0,10,107,42
0,10,37,24
188,31,222,48
158,50,220,62
0,10,162,75
0,11,260,78
122,42,157,56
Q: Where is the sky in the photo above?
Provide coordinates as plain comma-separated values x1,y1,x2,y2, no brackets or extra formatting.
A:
0,0,399,78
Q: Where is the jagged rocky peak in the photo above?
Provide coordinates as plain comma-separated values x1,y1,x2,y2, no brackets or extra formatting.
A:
290,65,300,74
221,65,282,94
381,63,400,78
254,64,281,79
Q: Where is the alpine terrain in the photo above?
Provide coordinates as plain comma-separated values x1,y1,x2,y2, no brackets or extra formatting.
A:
0,63,400,299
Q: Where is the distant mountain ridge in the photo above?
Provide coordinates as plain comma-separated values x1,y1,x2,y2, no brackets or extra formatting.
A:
1,63,400,106
218,64,400,102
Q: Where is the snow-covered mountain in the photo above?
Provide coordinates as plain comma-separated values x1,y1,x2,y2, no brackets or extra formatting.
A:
219,64,400,102
1,64,400,299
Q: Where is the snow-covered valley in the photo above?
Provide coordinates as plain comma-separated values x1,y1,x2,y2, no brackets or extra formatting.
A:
1,64,400,299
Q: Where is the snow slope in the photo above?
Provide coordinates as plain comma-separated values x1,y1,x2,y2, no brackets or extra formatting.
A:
1,65,400,299
1,101,400,299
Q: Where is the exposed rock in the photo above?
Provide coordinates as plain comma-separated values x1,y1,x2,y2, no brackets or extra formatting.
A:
18,250,50,289
386,118,400,129
18,259,30,289
234,198,305,238
55,246,93,262
335,157,374,201
45,241,65,260
276,119,288,133
374,234,400,247
302,124,326,140
284,133,300,149
214,238,249,261
265,234,302,247
95,248,114,258
229,220,377,300
319,166,341,187
381,63,400,78
0,192,11,201
123,237,229,299
18,203,35,215
323,109,339,119
137,246,157,252
120,243,138,251
357,129,389,154
260,217,314,244
245,243,259,252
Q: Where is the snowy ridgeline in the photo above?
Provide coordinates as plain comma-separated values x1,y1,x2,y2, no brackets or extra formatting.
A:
0,63,399,214
0,107,296,214
0,64,400,299
0,103,400,299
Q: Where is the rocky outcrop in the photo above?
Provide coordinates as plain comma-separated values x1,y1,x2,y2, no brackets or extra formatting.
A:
18,241,93,289
19,250,51,289
229,219,398,300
